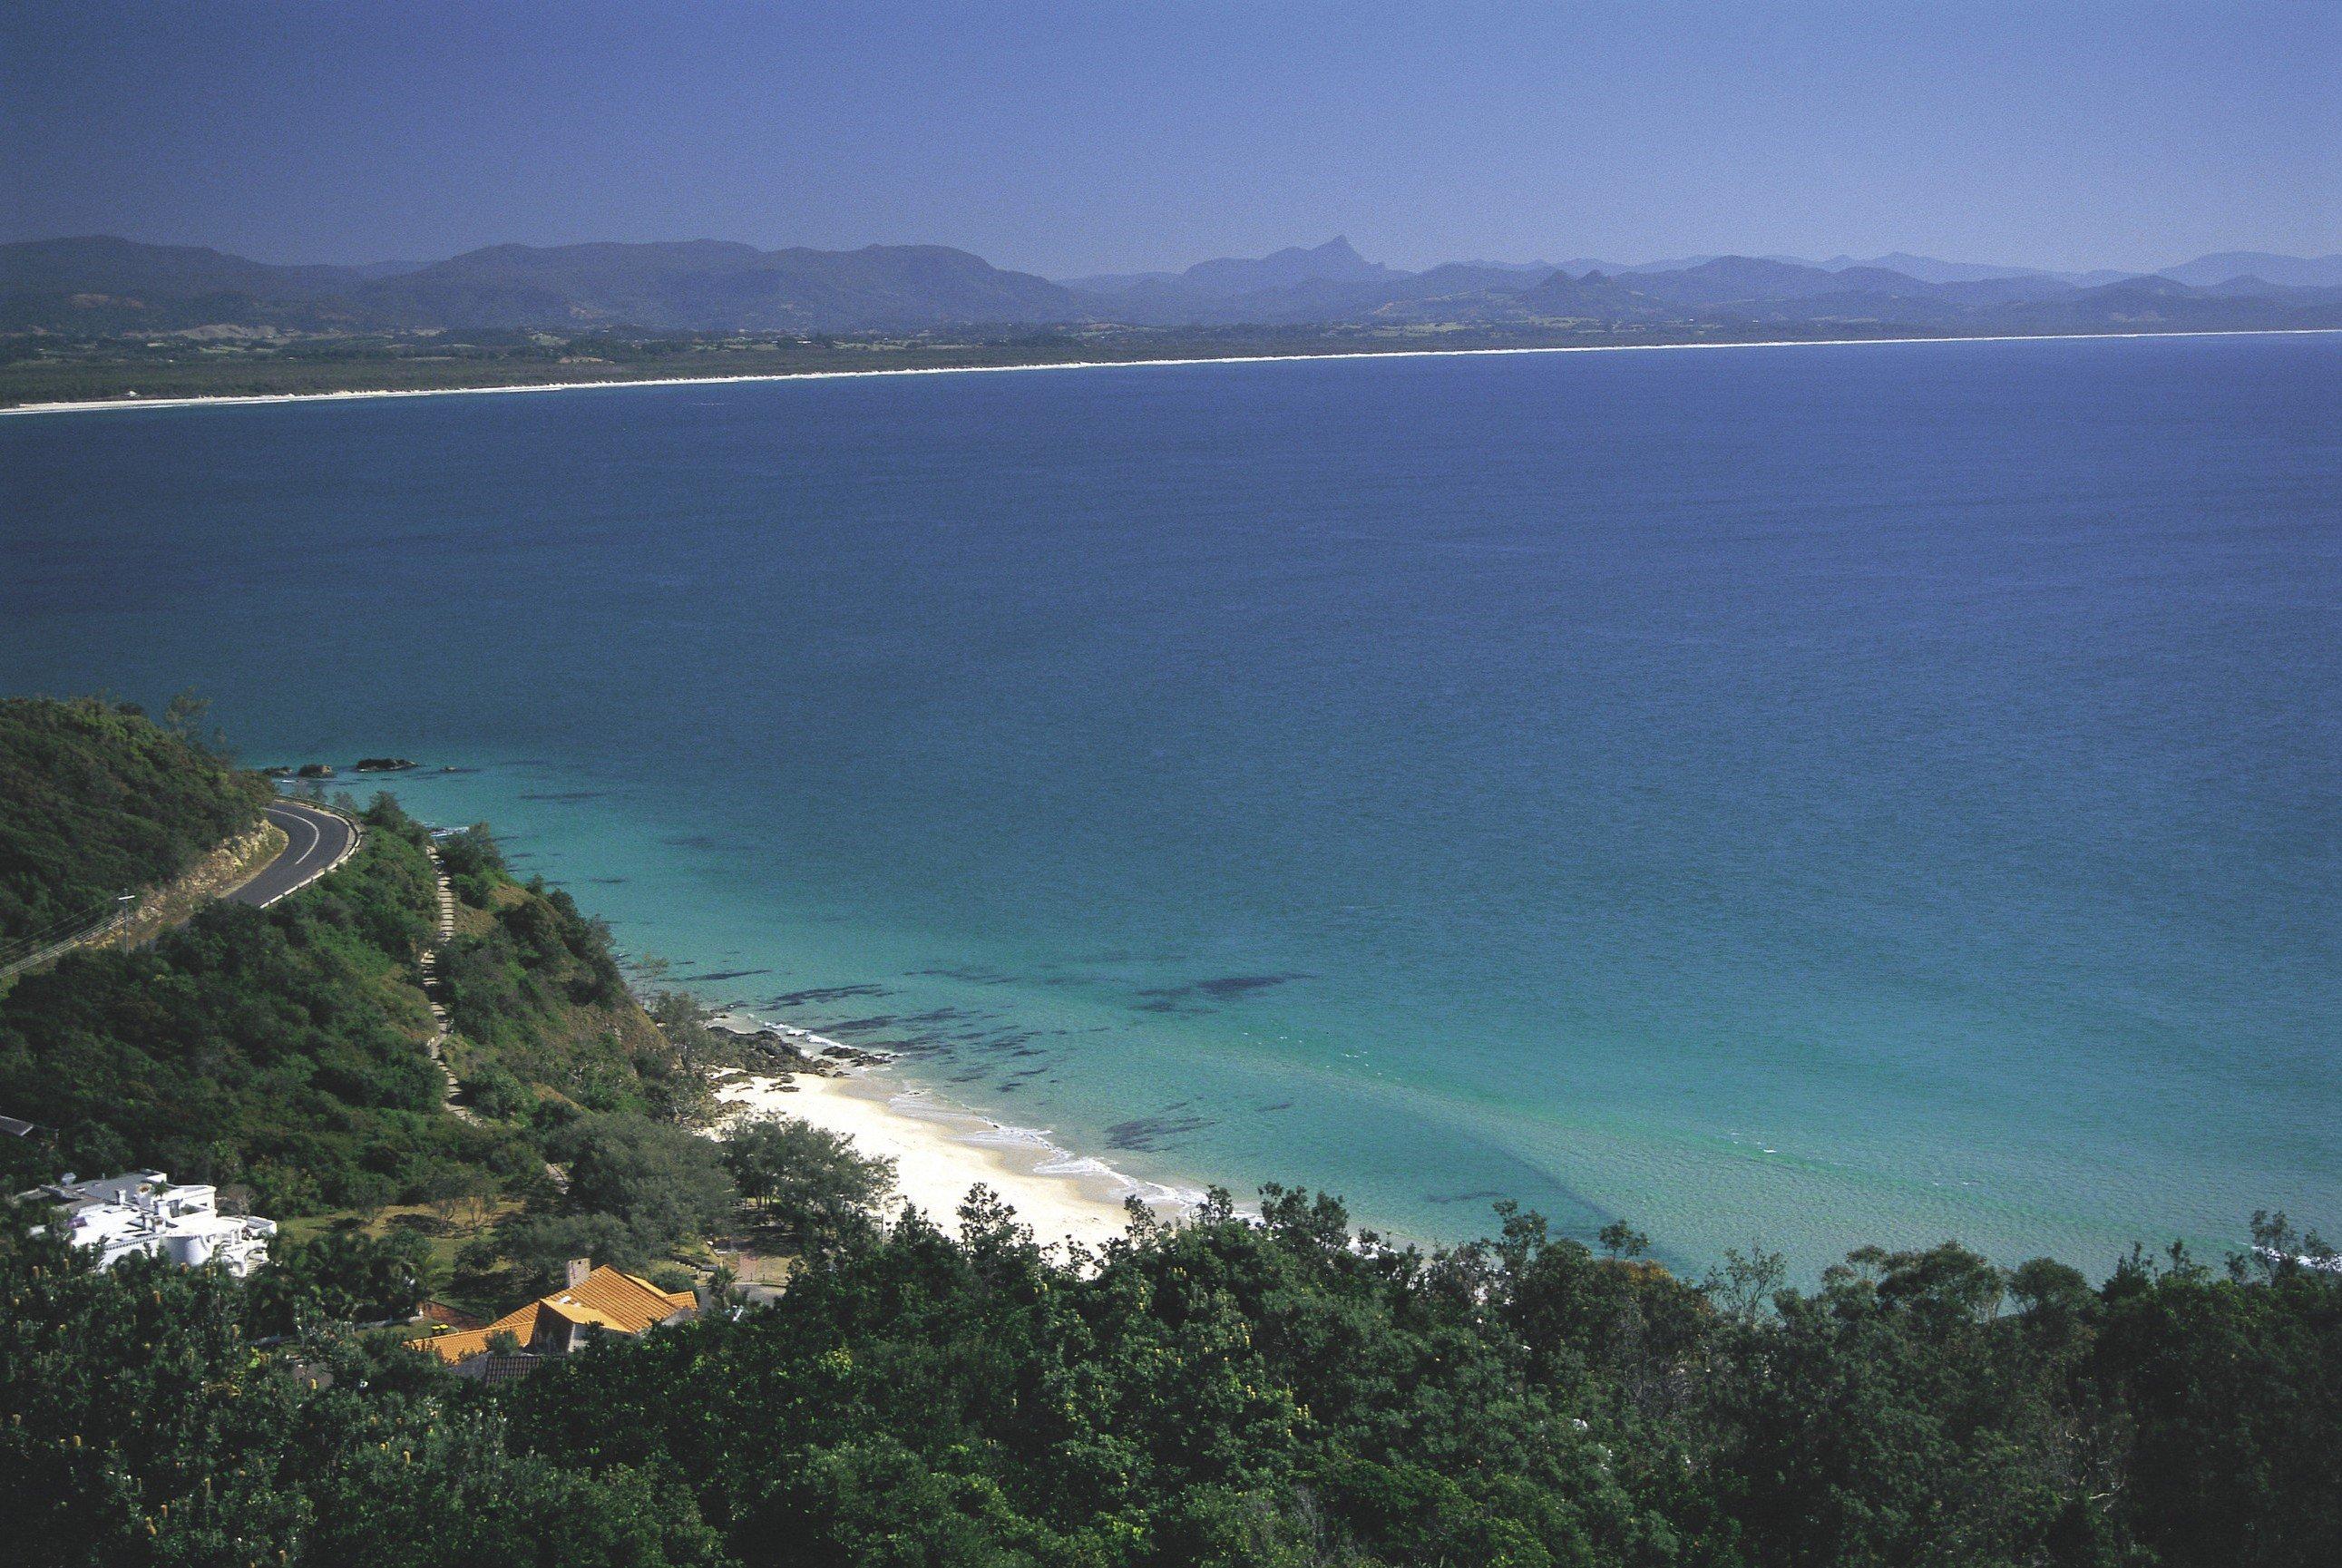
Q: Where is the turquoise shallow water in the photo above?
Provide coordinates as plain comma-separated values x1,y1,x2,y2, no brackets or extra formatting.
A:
5,335,2337,1278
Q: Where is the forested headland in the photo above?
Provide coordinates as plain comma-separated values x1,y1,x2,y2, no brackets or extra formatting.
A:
1,696,2335,1566
0,698,766,1313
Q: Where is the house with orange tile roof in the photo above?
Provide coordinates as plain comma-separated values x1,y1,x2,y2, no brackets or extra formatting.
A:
415,1258,696,1373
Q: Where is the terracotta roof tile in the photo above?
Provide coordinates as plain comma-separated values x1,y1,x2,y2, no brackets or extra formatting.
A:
407,1265,694,1364
416,1328,495,1364
539,1266,697,1335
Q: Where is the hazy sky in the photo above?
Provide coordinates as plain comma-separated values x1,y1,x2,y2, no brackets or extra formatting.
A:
5,1,2337,276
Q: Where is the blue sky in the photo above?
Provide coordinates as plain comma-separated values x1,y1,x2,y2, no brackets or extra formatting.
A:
4,1,2336,275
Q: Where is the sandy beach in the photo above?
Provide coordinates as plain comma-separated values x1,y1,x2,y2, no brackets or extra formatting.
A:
709,1054,1195,1252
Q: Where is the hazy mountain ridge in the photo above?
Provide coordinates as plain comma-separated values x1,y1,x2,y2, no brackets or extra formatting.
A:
1071,243,2342,331
0,235,369,300
2155,251,2342,288
354,240,1081,330
6,234,2338,338
1,236,1089,334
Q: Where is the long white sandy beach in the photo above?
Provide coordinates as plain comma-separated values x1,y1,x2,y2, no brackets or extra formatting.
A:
7,328,2332,419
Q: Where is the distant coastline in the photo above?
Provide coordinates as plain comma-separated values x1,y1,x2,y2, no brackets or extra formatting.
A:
5,326,2337,419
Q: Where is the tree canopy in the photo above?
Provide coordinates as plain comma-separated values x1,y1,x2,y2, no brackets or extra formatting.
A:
723,1113,896,1255
0,789,709,1212
8,1187,2337,1567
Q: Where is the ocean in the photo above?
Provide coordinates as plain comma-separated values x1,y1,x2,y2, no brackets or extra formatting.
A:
5,333,2336,1279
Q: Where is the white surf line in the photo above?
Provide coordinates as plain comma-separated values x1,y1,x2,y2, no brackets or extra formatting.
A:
5,327,2335,419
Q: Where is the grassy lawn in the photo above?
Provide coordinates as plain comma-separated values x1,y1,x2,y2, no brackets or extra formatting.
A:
278,1199,527,1321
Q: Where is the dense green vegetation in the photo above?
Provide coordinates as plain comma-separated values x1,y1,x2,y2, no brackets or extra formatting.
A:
0,799,752,1263
0,698,825,1319
483,1112,742,1299
512,1199,2342,1568
0,695,268,952
724,1115,897,1259
5,1190,2336,1566
246,1226,438,1335
3,1222,727,1563
435,824,712,1128
0,792,466,1211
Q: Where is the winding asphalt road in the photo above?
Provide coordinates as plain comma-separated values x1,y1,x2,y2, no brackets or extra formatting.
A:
229,800,360,908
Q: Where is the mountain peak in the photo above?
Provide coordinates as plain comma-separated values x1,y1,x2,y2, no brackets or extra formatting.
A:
1176,237,1400,296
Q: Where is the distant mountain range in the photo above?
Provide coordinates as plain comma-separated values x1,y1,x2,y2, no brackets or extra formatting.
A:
0,234,1075,334
2151,251,2342,289
6,233,2339,338
1042,239,2342,332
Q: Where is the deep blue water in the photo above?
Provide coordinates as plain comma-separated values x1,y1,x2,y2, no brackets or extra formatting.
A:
5,334,2337,1277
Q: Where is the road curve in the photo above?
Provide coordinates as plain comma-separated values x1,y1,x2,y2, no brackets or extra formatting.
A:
229,800,360,908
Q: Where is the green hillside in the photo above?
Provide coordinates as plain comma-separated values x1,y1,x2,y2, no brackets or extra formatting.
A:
0,696,269,953
0,703,718,1246
0,808,728,1231
0,796,459,1202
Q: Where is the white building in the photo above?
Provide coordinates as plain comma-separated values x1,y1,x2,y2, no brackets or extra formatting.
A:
33,1169,277,1278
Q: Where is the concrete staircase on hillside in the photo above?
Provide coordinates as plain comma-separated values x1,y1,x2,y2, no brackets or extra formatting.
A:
418,845,480,1125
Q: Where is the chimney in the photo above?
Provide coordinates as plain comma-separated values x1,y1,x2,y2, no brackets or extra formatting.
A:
565,1257,591,1289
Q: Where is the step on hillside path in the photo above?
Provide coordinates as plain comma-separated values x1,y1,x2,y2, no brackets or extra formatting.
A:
418,842,481,1125
419,840,569,1193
